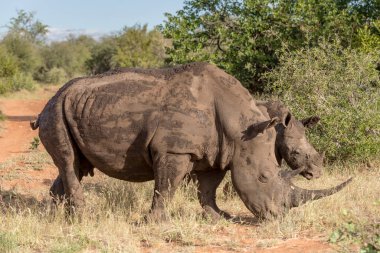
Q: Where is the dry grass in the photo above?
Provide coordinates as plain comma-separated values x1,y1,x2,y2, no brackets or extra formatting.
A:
0,150,53,172
0,155,379,252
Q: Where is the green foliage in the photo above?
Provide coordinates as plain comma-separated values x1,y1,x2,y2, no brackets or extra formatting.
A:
7,9,48,44
85,37,118,75
113,25,166,68
10,73,35,92
0,45,19,77
0,232,18,252
356,20,380,53
0,11,166,88
85,25,166,75
264,41,380,163
161,0,380,91
1,35,42,74
0,73,35,94
329,218,380,252
35,67,67,84
328,203,380,252
1,10,46,76
29,137,40,150
38,35,95,81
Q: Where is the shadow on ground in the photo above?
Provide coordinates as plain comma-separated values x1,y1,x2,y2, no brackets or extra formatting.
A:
0,189,49,213
4,115,36,122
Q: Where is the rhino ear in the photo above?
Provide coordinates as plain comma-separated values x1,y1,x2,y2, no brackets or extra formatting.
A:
283,112,292,127
301,116,320,128
241,117,280,141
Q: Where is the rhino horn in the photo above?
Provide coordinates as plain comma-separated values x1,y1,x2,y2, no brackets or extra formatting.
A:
288,177,353,207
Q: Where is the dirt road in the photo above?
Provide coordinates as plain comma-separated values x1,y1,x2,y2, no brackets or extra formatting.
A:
0,99,46,163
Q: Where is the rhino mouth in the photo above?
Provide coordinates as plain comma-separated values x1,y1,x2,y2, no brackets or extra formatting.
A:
300,171,314,180
301,163,322,180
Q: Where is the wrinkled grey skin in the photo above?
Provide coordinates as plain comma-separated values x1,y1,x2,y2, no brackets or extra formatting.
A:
31,62,351,220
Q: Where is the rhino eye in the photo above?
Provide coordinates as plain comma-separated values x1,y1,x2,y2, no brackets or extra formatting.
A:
292,150,300,155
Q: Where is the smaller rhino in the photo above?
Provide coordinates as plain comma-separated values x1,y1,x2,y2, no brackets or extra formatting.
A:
257,100,324,179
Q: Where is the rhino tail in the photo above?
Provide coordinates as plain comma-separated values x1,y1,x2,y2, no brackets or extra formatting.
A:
30,115,40,130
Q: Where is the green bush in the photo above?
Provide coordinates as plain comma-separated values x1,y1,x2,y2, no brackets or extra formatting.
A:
0,45,19,78
264,41,380,163
40,35,95,78
355,20,380,54
45,67,67,84
10,72,35,91
2,34,42,74
34,67,67,84
0,73,35,94
161,0,379,91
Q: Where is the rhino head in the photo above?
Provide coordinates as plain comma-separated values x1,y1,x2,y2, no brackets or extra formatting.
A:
231,116,351,219
259,101,324,180
276,114,323,180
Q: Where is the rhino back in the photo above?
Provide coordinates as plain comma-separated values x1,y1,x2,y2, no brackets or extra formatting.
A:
39,62,267,179
58,63,222,177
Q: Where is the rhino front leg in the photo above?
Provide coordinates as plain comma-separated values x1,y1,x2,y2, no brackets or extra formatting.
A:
149,153,192,221
195,170,231,220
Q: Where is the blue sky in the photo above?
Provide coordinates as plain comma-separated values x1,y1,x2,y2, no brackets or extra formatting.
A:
0,0,184,41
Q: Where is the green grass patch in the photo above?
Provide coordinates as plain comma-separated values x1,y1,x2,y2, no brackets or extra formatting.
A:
50,235,93,253
0,232,18,253
0,111,5,121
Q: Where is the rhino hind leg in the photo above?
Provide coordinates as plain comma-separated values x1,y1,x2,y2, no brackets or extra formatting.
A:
50,175,65,203
40,123,85,216
148,153,192,221
48,151,85,216
195,170,231,220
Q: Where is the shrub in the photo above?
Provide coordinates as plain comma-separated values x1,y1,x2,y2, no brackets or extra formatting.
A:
264,41,380,163
10,72,35,91
355,20,380,54
2,34,42,74
85,39,117,75
34,67,67,84
45,67,67,84
0,73,35,94
0,45,19,78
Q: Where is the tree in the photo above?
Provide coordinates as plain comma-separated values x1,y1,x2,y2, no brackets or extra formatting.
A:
7,9,48,44
86,25,166,75
85,37,118,75
113,25,166,68
1,10,48,74
0,45,19,77
39,35,95,79
160,0,380,92
2,34,42,74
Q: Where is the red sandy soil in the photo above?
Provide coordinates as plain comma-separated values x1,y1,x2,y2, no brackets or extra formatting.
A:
0,91,337,253
0,98,58,198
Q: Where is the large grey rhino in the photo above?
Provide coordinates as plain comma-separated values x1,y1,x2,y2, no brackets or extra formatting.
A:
31,62,351,220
